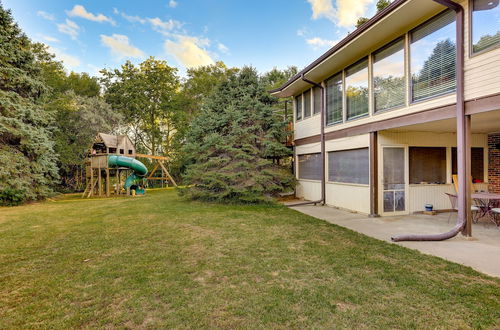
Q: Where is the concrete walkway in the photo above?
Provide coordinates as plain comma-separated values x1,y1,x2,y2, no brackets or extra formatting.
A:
288,203,500,278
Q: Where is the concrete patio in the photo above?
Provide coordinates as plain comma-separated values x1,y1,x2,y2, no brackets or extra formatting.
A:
288,203,500,278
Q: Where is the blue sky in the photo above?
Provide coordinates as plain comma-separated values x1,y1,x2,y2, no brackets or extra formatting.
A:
3,0,379,76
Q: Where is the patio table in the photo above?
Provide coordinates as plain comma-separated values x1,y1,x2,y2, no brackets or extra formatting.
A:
472,193,500,226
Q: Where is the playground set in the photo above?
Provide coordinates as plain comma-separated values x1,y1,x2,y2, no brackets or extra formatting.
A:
82,133,177,198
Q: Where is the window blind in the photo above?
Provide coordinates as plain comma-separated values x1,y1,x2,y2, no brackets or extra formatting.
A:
345,58,369,120
326,73,343,125
328,148,369,185
298,153,322,180
295,94,302,121
409,147,447,184
411,9,456,102
373,38,405,112
313,86,321,114
304,89,311,118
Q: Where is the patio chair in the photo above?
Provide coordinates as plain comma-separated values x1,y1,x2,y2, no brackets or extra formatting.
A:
490,208,500,227
445,193,480,223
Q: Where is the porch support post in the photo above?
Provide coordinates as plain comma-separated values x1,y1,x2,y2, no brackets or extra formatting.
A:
369,131,379,217
458,115,472,236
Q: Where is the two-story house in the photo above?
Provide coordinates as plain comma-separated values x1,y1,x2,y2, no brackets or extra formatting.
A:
271,0,500,236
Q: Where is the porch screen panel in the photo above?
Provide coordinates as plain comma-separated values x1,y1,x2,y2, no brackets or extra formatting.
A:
373,38,405,112
326,73,343,125
411,9,456,102
472,0,500,53
328,148,369,184
452,147,484,181
383,147,405,212
304,89,312,118
298,153,322,180
313,86,321,114
295,94,302,121
346,58,369,120
409,147,446,184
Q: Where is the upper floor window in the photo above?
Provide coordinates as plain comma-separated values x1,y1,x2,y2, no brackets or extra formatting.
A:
326,73,343,125
472,0,500,53
345,58,369,120
411,9,456,102
373,38,405,112
295,94,302,121
313,86,321,115
304,89,312,118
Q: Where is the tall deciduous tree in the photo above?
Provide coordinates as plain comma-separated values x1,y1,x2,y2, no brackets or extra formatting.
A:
181,67,295,203
101,57,181,156
0,5,59,205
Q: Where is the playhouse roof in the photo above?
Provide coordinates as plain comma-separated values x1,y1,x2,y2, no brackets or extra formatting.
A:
96,133,133,148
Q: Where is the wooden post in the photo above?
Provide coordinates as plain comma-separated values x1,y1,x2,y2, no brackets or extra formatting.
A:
90,168,94,197
98,167,102,196
161,163,164,188
369,131,379,217
106,168,110,197
115,169,119,195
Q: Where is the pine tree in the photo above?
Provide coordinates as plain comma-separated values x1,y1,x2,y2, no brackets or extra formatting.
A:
181,67,295,203
0,4,59,205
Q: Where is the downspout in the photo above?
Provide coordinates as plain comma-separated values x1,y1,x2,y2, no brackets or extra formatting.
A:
287,74,326,207
392,0,465,241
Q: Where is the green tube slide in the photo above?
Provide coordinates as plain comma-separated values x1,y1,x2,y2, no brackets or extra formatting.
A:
108,155,148,191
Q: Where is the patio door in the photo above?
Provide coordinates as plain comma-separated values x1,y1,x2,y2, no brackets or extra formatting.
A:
382,146,407,214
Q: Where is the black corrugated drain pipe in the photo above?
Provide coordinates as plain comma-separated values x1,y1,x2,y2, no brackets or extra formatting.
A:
287,74,326,207
392,0,465,242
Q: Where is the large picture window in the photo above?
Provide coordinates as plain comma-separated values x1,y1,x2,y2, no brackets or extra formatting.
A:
346,58,369,120
326,73,343,125
409,147,447,184
411,10,456,102
472,0,500,53
298,153,322,180
328,148,369,185
295,94,302,121
373,38,405,112
313,86,321,115
304,89,311,118
452,147,484,182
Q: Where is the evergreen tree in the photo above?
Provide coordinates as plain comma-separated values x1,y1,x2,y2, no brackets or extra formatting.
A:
181,67,295,203
0,4,59,205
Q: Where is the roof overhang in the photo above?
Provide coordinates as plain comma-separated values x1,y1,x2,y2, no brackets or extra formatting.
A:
270,0,446,98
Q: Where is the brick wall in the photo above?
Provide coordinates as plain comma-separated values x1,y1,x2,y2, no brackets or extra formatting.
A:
488,133,500,193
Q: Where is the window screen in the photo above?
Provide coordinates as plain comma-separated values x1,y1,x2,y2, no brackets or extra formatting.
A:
411,10,456,102
345,58,369,120
328,148,369,185
409,147,446,184
304,89,311,118
298,153,322,180
295,94,302,121
373,38,405,112
472,0,500,53
326,73,343,125
313,86,321,114
452,147,484,181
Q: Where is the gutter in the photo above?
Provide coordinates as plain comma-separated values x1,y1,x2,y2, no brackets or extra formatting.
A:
392,0,466,242
287,74,326,207
270,0,409,96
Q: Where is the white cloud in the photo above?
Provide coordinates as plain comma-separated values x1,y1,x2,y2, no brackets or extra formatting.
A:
169,0,178,8
41,35,59,43
307,0,375,27
122,12,147,24
67,5,116,25
306,37,339,49
37,11,55,21
148,17,183,35
165,35,214,68
100,34,145,59
48,46,81,69
217,43,229,54
57,19,80,40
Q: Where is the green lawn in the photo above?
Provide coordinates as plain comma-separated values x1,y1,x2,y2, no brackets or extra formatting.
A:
0,190,499,328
